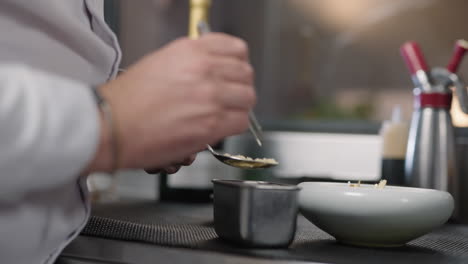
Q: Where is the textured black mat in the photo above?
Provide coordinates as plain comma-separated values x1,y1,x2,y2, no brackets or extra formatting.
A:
81,202,468,264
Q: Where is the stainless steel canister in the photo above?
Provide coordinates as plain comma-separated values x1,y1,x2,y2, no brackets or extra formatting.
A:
401,42,468,220
212,179,300,248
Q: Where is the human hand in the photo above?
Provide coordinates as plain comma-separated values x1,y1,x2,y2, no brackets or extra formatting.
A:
145,154,197,174
88,33,255,173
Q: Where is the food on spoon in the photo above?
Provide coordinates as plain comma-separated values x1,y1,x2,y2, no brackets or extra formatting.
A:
254,157,278,164
223,153,279,164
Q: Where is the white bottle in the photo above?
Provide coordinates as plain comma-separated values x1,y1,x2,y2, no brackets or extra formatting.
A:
380,106,409,185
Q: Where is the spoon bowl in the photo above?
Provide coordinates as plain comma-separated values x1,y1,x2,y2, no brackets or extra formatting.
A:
206,145,278,169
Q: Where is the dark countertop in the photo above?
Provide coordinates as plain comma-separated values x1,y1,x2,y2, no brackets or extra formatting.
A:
58,236,311,264
57,201,468,264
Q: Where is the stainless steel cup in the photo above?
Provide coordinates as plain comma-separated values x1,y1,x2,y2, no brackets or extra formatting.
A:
212,179,300,248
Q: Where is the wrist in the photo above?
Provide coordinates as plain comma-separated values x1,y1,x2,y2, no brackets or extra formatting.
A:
90,110,114,173
84,85,120,174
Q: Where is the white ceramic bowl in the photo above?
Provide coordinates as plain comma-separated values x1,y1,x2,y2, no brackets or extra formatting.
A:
298,182,454,247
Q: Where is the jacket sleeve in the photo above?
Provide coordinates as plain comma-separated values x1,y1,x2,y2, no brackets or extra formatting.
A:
0,63,100,201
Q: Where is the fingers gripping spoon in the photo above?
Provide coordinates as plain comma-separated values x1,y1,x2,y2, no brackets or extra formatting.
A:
197,21,276,169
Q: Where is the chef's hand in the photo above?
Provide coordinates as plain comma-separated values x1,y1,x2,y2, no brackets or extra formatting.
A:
87,33,255,173
145,154,197,175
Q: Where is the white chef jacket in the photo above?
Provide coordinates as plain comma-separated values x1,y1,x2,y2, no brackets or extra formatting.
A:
0,1,121,263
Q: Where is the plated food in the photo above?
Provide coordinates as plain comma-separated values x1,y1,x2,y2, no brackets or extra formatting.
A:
298,181,454,247
348,180,387,189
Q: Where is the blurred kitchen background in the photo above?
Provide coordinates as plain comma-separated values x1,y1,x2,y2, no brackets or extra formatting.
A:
106,0,468,124
95,0,468,202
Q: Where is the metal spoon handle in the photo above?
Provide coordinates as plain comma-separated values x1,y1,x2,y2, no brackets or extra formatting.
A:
206,144,216,154
197,20,211,35
248,111,263,146
198,21,263,146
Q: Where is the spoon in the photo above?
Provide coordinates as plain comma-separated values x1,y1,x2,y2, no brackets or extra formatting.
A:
206,145,278,169
198,21,263,145
198,21,277,169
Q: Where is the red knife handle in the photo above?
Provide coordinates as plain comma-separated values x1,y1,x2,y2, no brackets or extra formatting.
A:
447,39,468,73
400,42,429,75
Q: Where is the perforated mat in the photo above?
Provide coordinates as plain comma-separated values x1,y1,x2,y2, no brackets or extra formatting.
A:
81,202,468,264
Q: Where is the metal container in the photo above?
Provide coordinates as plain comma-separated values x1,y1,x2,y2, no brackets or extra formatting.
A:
400,42,468,220
212,179,300,248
